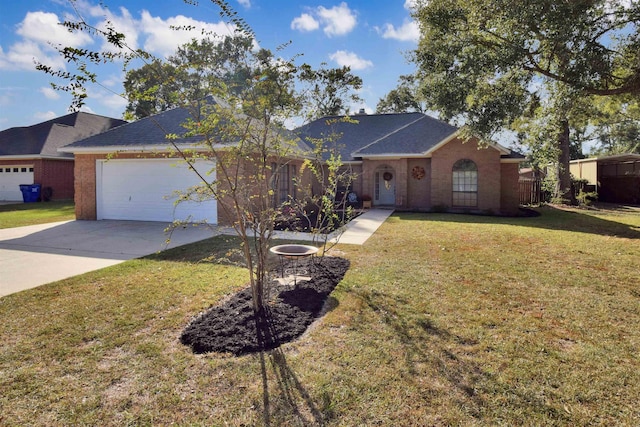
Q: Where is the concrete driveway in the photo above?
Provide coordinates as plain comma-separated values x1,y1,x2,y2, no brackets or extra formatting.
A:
0,220,217,298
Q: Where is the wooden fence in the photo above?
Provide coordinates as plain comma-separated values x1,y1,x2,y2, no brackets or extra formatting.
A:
519,178,542,205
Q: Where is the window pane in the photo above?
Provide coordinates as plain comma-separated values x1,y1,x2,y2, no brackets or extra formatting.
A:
452,160,478,207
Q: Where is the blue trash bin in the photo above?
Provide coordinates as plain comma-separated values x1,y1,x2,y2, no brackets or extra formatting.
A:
19,184,41,203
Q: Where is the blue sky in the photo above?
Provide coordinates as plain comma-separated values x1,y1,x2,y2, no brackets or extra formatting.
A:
0,0,419,130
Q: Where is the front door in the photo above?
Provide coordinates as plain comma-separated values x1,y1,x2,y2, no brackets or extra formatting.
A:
375,169,395,205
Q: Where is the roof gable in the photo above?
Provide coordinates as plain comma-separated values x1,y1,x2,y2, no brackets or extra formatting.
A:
352,114,459,157
296,112,458,161
295,112,525,161
0,112,126,158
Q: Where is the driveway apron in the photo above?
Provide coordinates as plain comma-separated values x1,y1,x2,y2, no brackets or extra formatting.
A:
0,220,216,297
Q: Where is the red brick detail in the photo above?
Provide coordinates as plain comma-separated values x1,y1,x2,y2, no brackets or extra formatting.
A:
500,162,521,214
407,158,431,209
430,138,502,213
35,159,74,200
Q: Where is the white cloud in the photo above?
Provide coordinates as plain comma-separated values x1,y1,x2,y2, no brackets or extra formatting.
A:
404,0,418,11
238,0,252,8
317,2,357,36
0,40,67,71
377,1,420,43
291,2,357,37
329,50,373,70
79,105,96,114
40,87,60,100
94,6,141,53
379,19,420,42
291,13,320,32
0,92,12,107
140,11,234,58
100,93,128,110
33,111,58,121
0,11,94,71
16,11,93,47
101,73,124,88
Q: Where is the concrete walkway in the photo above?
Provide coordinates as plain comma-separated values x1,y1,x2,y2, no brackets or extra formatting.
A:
0,209,392,298
257,208,393,245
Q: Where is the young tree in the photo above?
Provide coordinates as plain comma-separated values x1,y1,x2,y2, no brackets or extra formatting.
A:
36,1,358,316
411,0,640,202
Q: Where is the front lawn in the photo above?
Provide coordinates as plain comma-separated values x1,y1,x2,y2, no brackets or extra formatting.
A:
0,201,75,229
0,206,638,425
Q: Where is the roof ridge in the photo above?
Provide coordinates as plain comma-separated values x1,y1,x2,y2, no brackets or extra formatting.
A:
351,114,427,156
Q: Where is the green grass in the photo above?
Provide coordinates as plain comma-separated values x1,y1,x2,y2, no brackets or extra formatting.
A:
1,206,639,426
0,201,75,229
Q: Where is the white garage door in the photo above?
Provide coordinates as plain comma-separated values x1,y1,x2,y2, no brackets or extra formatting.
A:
97,159,217,223
0,165,34,201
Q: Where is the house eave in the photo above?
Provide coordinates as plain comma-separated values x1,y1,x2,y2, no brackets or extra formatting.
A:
501,158,526,164
59,143,227,155
359,154,427,160
0,154,74,161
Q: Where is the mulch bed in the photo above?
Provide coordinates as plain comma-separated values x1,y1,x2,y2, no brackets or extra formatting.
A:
180,256,349,356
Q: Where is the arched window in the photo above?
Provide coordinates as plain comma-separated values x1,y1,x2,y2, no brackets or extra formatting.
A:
452,159,478,207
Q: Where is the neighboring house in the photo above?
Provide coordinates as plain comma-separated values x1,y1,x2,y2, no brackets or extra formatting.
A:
296,112,525,215
0,112,126,201
570,154,640,204
60,104,312,225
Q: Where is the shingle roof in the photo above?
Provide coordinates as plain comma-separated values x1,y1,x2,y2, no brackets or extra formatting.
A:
64,101,312,155
295,113,429,161
64,98,310,154
0,112,127,158
352,114,458,156
295,112,525,161
63,107,199,149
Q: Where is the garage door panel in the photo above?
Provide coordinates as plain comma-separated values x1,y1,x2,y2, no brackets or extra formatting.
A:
0,165,34,201
98,159,217,223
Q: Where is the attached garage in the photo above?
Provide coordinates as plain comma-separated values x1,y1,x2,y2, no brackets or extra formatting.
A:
96,158,217,223
0,164,34,201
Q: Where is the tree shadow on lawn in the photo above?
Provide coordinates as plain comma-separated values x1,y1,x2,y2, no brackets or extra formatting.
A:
397,205,640,239
348,287,571,423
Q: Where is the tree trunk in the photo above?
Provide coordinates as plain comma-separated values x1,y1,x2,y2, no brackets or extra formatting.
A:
554,119,573,203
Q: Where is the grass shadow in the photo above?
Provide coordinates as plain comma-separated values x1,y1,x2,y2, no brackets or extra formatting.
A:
256,311,331,426
396,205,640,239
347,287,571,423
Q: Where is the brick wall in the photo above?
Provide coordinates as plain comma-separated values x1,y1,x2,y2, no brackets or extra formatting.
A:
430,137,502,213
74,154,100,219
0,158,74,201
33,159,74,200
407,158,431,209
500,162,521,214
362,159,408,207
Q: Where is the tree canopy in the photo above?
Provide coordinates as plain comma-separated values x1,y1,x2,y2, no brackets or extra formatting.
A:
294,63,363,119
376,74,424,114
411,0,640,200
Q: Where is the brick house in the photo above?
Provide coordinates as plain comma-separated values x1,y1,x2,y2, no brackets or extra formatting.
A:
62,107,524,225
61,105,312,225
296,112,525,215
0,112,126,201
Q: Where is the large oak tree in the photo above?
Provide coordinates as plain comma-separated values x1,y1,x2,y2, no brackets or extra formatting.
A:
411,0,640,201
